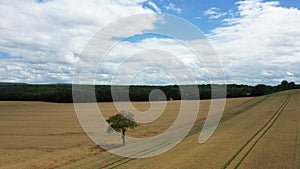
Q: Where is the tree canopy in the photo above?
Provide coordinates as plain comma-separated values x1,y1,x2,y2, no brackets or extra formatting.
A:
106,111,139,133
106,111,139,145
0,81,298,102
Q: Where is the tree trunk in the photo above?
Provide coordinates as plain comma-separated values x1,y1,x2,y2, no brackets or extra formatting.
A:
121,129,126,145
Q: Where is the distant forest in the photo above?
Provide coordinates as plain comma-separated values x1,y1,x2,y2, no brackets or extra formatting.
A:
0,80,298,103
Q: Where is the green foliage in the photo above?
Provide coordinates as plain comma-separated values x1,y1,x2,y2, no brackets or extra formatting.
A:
106,111,139,133
0,81,298,103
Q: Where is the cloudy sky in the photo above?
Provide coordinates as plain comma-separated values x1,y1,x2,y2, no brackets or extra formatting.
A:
0,0,299,85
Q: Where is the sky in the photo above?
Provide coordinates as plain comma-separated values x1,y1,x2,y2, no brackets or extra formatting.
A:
0,0,300,85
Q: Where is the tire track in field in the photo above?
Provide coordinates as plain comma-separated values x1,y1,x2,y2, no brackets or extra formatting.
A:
222,92,292,169
294,120,300,169
94,96,271,169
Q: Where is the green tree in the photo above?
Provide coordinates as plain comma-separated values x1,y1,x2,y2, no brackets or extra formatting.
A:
106,111,139,145
280,80,289,90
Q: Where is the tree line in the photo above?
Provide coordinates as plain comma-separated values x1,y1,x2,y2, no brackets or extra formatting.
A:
0,80,298,103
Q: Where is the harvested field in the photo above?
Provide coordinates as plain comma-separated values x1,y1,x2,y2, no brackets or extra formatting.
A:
1,90,300,169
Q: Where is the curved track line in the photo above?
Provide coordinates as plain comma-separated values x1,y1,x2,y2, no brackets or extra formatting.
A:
95,96,271,169
222,92,292,169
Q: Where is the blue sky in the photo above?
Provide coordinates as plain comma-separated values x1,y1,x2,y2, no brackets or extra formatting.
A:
143,0,239,33
143,0,300,33
0,0,300,85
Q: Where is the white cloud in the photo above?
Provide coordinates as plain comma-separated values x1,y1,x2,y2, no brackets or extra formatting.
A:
147,1,161,13
1,0,299,85
286,71,294,76
204,7,227,19
0,0,158,83
207,0,300,84
93,37,212,85
193,16,202,20
164,3,181,14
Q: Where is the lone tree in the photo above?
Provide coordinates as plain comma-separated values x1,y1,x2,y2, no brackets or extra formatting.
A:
106,111,139,145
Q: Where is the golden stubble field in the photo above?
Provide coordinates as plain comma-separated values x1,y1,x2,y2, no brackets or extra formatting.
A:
0,90,299,169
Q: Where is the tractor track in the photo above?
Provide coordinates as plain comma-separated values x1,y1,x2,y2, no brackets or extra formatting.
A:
94,95,271,169
221,92,292,169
